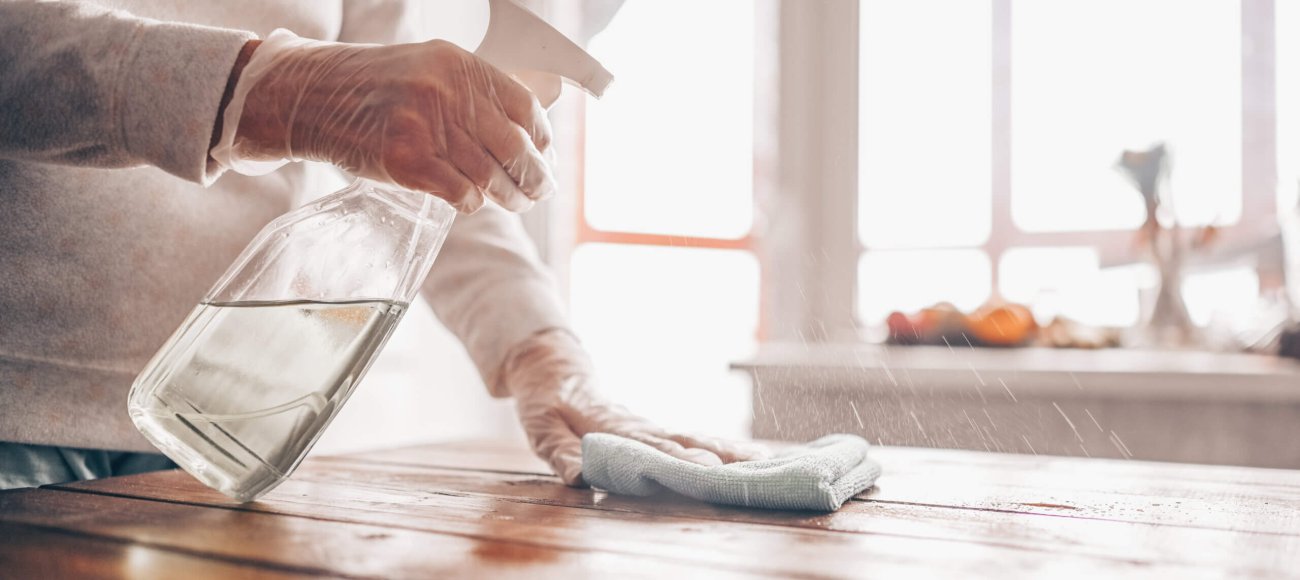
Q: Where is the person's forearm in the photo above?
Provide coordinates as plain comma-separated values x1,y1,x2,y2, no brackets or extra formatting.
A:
419,205,570,395
0,1,254,184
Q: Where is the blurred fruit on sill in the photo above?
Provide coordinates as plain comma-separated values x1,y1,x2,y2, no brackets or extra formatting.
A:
885,301,1121,349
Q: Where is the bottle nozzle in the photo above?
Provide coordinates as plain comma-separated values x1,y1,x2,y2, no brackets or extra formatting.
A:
475,0,613,107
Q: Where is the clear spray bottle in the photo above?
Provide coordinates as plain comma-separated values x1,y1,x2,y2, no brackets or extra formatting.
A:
127,0,611,502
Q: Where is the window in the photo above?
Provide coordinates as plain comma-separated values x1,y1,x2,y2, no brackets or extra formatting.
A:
569,245,759,437
1280,0,1300,212
1183,266,1261,327
858,0,991,250
998,247,1141,327
556,1,1282,422
1012,0,1241,231
567,0,762,438
859,250,991,323
856,0,1270,329
583,1,754,239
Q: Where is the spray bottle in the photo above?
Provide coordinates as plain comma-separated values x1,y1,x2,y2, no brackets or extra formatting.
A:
127,0,610,502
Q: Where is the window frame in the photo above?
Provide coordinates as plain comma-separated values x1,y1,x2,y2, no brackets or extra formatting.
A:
543,0,776,340
546,0,1280,343
785,0,1279,336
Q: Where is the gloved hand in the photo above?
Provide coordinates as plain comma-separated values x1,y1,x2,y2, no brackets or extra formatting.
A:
211,29,557,213
499,329,769,486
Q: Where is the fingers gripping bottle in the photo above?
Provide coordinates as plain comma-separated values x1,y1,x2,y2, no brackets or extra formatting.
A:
128,0,611,502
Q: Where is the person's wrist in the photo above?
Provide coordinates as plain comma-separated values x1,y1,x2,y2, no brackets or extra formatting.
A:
235,40,376,164
499,328,591,397
209,39,261,156
232,84,291,160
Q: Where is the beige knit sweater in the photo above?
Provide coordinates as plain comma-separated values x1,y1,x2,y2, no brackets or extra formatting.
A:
0,0,567,451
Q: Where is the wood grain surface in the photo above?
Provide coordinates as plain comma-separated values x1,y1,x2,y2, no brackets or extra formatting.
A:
2,440,1297,578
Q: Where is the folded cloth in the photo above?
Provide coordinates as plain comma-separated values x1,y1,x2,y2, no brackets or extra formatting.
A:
581,433,881,512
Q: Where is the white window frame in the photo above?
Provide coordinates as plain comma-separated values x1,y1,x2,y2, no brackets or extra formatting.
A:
535,0,1280,344
765,0,1280,343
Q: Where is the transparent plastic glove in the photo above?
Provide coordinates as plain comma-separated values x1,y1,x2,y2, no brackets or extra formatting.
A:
500,329,770,486
211,29,557,213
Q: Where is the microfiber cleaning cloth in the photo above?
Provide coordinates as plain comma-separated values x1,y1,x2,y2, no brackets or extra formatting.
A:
581,433,881,512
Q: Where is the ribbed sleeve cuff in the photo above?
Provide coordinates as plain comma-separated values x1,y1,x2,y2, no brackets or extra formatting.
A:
118,19,254,185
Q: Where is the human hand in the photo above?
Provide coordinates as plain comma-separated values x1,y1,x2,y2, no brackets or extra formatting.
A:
500,330,769,486
213,30,556,213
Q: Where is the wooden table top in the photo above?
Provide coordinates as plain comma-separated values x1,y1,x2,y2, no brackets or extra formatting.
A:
2,440,1298,578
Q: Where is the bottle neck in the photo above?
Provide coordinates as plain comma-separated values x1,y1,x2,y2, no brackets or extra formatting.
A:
355,179,455,223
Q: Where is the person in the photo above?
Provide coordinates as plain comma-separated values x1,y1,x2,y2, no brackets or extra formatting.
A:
0,0,758,490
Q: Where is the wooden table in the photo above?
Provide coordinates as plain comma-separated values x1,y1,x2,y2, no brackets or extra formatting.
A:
2,440,1298,578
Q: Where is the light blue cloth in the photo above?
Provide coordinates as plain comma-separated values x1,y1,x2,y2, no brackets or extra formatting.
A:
581,433,881,512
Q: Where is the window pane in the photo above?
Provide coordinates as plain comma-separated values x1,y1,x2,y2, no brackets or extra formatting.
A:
858,250,991,324
569,244,759,438
584,1,754,238
1011,0,1241,231
999,247,1140,327
1279,0,1300,212
1183,266,1260,327
859,0,992,249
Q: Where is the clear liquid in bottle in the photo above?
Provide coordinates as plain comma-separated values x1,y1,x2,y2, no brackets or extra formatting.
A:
129,299,406,501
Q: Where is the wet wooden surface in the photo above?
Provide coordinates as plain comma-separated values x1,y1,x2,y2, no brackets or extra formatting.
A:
2,440,1298,578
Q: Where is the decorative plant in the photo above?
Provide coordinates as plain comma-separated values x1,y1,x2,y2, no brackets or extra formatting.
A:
1115,143,1209,345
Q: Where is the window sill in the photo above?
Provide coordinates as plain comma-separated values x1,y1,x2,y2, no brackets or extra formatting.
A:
733,343,1300,467
732,343,1300,403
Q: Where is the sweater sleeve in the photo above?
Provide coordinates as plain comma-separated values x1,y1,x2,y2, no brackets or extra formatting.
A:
0,1,254,184
420,205,571,397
